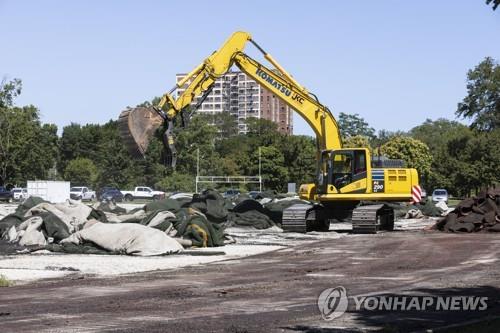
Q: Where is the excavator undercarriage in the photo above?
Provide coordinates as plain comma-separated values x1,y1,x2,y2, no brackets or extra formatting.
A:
282,203,394,234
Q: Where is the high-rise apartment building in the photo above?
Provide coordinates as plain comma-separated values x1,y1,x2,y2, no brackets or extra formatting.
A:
175,70,293,134
260,86,293,135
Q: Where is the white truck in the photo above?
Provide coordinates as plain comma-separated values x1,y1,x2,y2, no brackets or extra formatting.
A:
70,186,96,201
11,188,29,201
121,186,165,201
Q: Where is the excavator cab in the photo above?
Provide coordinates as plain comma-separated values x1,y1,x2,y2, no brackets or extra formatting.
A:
317,149,369,195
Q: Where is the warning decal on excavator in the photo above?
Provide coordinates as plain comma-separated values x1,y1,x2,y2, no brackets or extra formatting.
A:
372,170,385,193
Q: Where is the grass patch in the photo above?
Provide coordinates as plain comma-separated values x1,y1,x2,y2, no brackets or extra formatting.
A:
0,274,12,287
447,199,461,207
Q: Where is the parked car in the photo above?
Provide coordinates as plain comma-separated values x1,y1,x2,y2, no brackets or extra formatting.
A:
223,189,241,198
11,188,29,201
100,188,124,202
432,189,449,204
0,186,13,203
121,187,165,201
248,191,261,199
70,187,96,201
97,186,120,200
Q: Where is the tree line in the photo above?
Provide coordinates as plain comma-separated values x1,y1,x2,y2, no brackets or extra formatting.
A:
0,57,498,196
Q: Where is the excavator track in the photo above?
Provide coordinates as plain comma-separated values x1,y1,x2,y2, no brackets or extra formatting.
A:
282,204,330,233
351,204,394,234
282,203,394,234
282,204,312,233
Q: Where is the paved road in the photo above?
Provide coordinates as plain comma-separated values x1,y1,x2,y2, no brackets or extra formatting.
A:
1,231,500,332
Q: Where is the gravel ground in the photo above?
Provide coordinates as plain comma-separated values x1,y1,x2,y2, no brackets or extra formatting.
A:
0,245,285,282
0,200,344,283
0,220,433,284
2,202,498,332
1,231,499,332
0,201,437,284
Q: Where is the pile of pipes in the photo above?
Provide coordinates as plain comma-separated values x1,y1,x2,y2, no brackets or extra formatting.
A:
434,188,500,232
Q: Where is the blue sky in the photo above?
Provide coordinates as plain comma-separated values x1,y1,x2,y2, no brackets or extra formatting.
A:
1,0,499,136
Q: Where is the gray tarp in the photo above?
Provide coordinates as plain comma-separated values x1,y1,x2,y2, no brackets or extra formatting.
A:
24,200,92,233
0,191,317,256
189,190,228,223
61,221,183,256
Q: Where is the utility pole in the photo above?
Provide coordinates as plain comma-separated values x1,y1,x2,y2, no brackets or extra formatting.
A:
259,147,262,192
196,148,200,193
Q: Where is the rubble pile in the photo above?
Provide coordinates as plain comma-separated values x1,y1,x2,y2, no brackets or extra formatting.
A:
434,188,500,232
0,190,306,256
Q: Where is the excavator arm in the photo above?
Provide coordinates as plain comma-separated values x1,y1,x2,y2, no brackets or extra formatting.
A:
118,31,342,166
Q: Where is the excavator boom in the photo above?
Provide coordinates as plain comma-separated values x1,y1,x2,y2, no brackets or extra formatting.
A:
118,31,341,165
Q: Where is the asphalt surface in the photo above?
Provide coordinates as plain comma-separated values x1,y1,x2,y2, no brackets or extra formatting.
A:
1,230,500,332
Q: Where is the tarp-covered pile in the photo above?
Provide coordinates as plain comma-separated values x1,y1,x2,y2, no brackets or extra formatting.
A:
0,197,183,256
434,188,500,232
0,189,306,256
391,199,452,219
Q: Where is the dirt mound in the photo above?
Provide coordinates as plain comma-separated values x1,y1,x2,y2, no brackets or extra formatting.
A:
434,188,500,232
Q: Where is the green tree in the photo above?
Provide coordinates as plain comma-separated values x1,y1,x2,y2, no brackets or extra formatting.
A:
246,117,282,146
93,120,139,188
64,158,98,186
410,118,470,192
0,79,58,186
456,57,499,132
444,130,500,196
338,112,375,139
411,118,469,151
59,123,104,172
371,129,409,148
215,135,251,176
175,114,222,176
0,78,22,108
343,135,371,149
212,112,239,138
252,146,288,192
155,172,195,192
380,136,432,180
219,157,240,175
280,135,316,186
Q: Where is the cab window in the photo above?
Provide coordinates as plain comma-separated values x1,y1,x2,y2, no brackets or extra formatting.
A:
354,151,366,175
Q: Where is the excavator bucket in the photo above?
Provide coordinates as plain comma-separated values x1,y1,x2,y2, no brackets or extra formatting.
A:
118,106,164,158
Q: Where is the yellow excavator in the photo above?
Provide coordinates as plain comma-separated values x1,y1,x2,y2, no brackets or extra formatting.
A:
118,31,420,233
